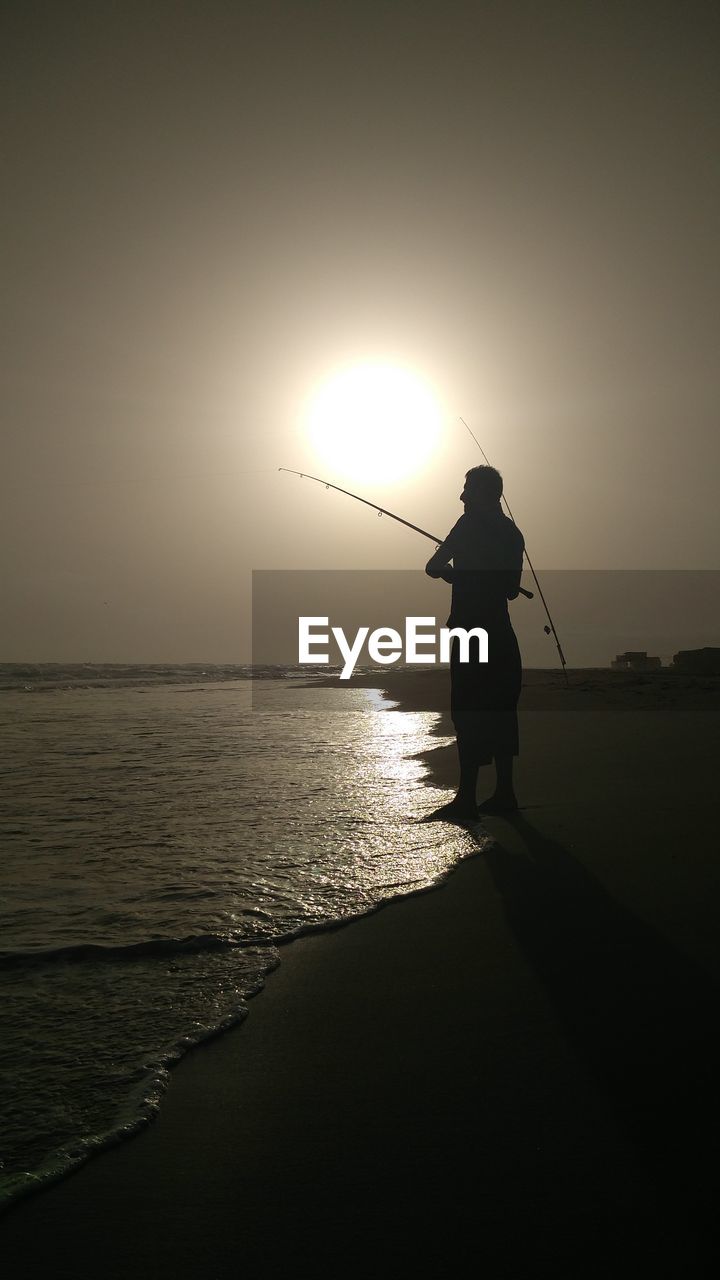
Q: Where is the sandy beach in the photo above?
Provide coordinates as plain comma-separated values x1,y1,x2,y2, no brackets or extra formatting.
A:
3,669,720,1277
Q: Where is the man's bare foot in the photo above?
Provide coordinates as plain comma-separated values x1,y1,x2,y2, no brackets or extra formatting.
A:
477,793,519,814
420,800,479,824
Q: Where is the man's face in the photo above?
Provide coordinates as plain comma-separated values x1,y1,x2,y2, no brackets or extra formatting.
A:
461,480,492,509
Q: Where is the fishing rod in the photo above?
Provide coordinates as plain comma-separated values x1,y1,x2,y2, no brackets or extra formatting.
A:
279,468,445,544
278,466,534,599
459,417,569,680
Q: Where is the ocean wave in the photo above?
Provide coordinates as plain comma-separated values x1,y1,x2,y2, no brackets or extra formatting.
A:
0,932,252,967
0,663,338,692
0,864,470,969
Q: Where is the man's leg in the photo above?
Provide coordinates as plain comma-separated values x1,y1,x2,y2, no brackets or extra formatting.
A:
477,753,518,812
455,734,481,813
420,733,479,822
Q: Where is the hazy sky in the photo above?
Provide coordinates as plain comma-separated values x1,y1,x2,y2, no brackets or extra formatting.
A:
2,0,719,662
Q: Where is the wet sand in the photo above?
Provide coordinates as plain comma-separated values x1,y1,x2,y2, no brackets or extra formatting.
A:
3,669,720,1276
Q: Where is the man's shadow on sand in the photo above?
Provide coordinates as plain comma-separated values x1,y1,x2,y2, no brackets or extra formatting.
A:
474,812,719,1243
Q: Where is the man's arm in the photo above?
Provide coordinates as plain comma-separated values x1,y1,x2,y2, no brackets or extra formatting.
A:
425,545,454,583
505,531,526,599
425,519,462,581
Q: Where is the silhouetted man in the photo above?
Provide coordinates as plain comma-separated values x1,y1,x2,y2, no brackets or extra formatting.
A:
425,465,524,820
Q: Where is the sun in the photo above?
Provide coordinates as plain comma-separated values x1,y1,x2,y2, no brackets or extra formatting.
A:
305,362,443,485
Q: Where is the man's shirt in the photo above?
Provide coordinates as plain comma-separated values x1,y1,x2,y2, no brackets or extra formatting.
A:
428,506,525,627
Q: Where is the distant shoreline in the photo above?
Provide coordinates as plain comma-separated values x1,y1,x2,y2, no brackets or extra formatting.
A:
3,662,719,709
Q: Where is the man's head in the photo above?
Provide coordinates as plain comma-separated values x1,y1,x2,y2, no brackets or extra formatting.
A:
461,465,503,509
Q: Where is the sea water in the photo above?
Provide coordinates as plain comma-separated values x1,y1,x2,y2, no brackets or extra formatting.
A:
0,666,486,1208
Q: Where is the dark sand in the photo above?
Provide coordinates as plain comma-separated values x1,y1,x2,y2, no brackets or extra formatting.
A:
3,670,720,1277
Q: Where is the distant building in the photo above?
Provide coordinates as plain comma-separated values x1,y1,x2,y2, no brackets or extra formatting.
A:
611,651,662,671
672,647,720,675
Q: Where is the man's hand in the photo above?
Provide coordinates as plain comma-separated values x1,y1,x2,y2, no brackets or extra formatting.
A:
425,557,454,583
